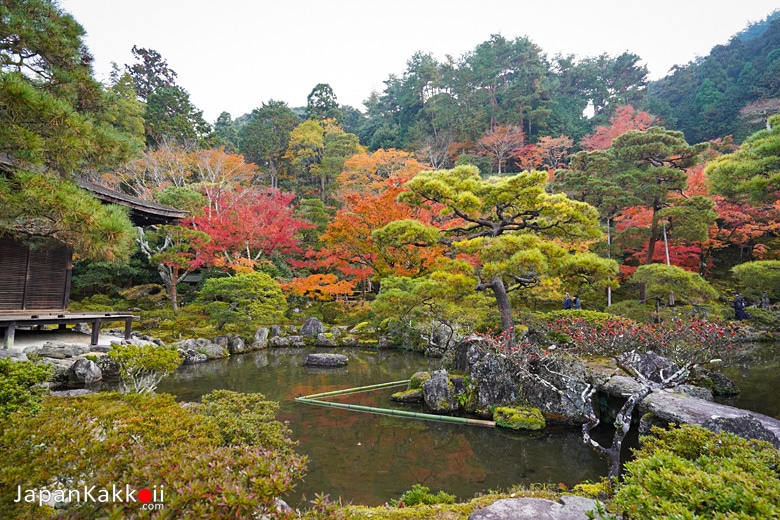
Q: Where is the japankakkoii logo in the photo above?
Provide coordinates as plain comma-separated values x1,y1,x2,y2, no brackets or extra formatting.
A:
15,484,164,510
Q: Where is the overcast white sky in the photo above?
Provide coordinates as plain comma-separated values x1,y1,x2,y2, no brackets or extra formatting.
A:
59,0,779,123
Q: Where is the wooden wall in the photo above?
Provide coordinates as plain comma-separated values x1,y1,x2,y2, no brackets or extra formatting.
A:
0,237,71,312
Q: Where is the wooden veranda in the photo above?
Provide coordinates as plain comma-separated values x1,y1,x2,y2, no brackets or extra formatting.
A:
1,312,139,349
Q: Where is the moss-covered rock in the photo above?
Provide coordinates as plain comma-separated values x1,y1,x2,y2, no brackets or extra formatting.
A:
709,371,740,397
422,370,460,412
409,371,431,390
391,388,423,403
456,384,481,415
493,406,546,430
350,321,374,334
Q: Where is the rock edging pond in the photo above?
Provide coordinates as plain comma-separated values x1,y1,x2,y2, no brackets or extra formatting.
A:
389,335,780,447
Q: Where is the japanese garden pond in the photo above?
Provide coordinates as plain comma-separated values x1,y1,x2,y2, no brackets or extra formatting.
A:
155,344,780,508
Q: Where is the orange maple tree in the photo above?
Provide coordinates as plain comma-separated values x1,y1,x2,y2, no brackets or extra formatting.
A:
288,177,445,301
337,148,427,196
514,135,574,172
320,181,444,280
281,273,355,301
580,105,656,151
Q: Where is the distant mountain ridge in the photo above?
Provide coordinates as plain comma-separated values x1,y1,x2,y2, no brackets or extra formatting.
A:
645,10,780,143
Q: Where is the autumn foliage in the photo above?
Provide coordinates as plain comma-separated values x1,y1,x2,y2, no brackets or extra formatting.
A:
580,105,656,151
317,180,445,282
187,187,310,272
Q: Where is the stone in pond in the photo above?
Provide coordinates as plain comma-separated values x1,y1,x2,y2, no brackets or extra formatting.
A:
305,353,348,367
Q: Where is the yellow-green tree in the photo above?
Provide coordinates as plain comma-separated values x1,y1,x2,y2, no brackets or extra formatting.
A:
391,165,616,346
285,119,362,201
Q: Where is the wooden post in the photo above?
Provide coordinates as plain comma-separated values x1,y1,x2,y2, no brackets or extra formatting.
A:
124,318,133,340
3,323,15,349
90,319,102,346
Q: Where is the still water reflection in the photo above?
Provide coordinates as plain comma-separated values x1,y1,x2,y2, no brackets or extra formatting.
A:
719,343,780,418
156,347,607,507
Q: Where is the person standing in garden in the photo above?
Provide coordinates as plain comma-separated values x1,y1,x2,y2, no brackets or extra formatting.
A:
573,294,581,310
733,292,749,320
563,292,572,310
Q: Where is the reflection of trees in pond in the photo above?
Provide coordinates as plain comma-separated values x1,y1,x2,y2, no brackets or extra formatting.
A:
721,344,780,418
297,410,485,505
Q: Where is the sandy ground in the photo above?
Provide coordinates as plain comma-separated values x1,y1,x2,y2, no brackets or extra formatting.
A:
3,327,121,355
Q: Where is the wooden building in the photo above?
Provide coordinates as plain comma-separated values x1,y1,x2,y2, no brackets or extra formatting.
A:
0,181,187,348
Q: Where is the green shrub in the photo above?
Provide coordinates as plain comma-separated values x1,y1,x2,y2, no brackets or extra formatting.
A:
613,424,780,519
68,293,120,312
198,271,288,334
119,283,170,309
608,300,676,323
0,392,307,519
542,309,619,325
199,390,297,451
391,484,456,507
108,343,182,394
0,360,52,420
630,264,719,305
319,300,372,325
740,306,780,329
732,260,780,301
137,304,220,344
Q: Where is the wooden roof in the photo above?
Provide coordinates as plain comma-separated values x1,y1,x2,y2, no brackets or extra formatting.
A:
77,179,188,226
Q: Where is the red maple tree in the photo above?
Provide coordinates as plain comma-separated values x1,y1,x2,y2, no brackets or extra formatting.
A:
187,187,310,272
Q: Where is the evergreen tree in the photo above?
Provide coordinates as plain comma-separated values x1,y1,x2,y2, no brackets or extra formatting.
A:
0,0,138,261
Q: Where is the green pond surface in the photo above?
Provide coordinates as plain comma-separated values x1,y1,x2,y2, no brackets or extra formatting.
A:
718,343,780,418
155,343,780,508
155,347,609,507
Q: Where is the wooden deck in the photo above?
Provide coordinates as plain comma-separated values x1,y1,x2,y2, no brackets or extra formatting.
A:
0,312,139,349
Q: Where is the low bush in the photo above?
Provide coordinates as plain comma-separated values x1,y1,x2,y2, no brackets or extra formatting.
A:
535,313,747,361
0,360,52,420
198,271,288,334
391,484,456,507
608,300,674,323
108,343,182,394
0,391,307,519
68,293,124,312
541,309,621,325
613,424,780,519
136,304,220,344
740,306,780,329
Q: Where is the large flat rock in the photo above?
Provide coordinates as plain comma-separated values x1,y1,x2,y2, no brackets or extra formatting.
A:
304,353,348,367
469,495,601,519
641,391,780,447
598,374,780,447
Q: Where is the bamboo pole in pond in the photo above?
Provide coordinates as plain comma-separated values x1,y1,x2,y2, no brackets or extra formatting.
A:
295,381,496,428
298,380,411,400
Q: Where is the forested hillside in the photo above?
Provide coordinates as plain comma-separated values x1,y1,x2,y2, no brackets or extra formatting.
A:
645,11,780,143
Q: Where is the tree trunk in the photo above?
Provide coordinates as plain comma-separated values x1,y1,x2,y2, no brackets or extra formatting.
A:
477,276,516,348
170,265,179,312
644,203,661,265
583,383,653,483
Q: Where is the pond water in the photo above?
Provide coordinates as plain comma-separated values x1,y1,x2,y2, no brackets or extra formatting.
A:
155,343,780,508
155,347,609,507
718,343,780,418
